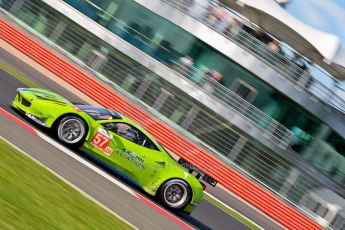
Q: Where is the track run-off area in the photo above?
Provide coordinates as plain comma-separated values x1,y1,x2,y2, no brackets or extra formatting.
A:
0,11,324,229
0,42,279,229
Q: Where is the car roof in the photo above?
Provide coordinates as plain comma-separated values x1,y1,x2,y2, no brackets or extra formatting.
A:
77,105,161,147
118,115,164,150
76,104,166,152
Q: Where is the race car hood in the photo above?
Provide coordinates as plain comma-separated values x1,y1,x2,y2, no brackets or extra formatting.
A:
17,88,71,105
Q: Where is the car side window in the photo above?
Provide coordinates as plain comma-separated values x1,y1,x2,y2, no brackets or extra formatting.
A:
143,139,159,151
103,122,159,150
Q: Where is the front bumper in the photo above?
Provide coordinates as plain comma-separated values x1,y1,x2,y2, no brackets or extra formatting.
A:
12,92,48,127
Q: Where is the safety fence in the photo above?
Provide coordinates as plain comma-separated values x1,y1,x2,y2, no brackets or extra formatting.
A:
162,0,345,113
0,0,331,207
57,0,297,147
3,0,345,227
1,0,344,228
0,13,323,230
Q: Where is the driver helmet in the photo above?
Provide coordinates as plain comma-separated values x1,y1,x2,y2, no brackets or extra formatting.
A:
126,128,138,141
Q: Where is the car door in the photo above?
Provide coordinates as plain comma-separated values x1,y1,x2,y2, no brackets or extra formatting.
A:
100,121,166,186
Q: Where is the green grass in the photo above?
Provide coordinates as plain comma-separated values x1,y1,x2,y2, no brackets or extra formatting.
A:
0,61,259,230
204,193,263,230
0,137,134,230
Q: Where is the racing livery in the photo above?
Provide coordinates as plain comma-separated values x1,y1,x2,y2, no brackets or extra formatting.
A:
12,88,204,213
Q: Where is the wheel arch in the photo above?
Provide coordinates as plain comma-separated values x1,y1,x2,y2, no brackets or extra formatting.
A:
155,177,194,209
51,113,91,140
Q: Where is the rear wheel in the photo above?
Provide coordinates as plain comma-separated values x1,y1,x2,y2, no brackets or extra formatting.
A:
55,116,87,147
158,179,192,210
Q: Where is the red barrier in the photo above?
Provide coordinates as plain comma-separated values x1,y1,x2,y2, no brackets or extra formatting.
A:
0,19,322,229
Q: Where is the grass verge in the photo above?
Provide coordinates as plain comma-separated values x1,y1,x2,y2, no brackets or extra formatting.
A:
1,58,259,230
204,193,263,230
0,137,134,230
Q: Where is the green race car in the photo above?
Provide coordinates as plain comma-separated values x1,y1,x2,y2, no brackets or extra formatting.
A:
12,88,204,213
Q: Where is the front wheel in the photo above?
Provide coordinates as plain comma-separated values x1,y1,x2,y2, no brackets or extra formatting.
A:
55,116,87,147
158,179,192,210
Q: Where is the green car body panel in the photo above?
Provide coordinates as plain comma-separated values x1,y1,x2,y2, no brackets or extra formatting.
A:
12,88,203,213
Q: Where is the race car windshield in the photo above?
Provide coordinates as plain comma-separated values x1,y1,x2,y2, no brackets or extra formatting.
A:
76,105,122,120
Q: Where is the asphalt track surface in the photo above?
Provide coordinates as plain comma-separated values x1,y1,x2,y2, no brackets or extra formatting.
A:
0,50,254,229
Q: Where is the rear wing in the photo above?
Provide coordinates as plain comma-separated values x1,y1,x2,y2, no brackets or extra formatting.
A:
178,158,217,187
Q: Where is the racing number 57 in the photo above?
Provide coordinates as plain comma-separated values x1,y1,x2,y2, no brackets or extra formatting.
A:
91,132,111,151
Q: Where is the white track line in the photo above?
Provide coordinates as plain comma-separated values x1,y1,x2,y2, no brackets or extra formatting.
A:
0,107,194,230
38,127,138,195
34,124,193,229
0,136,139,230
2,107,263,229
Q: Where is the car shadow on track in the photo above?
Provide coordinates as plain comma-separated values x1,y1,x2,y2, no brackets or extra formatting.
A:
11,107,213,230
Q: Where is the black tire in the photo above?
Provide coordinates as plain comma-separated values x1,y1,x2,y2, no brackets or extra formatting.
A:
158,179,192,210
55,115,87,147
